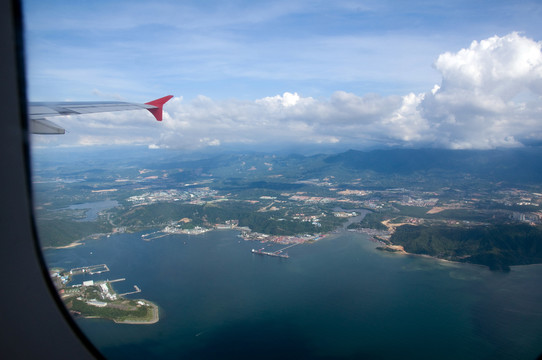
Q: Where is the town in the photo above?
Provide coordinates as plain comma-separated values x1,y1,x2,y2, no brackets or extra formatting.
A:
32,149,542,272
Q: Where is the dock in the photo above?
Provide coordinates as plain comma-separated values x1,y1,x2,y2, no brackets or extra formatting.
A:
277,243,300,252
251,242,301,259
251,248,289,258
70,264,109,275
141,231,169,241
119,285,141,296
108,278,125,283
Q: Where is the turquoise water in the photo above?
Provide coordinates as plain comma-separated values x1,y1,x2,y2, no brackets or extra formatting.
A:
44,230,542,359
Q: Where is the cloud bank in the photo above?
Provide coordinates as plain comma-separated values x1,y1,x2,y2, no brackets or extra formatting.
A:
33,33,542,151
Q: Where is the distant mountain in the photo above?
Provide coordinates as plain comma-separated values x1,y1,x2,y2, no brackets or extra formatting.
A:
151,147,542,189
33,145,542,186
322,148,542,183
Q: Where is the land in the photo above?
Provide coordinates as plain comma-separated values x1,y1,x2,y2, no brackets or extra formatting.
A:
51,265,159,324
32,147,542,271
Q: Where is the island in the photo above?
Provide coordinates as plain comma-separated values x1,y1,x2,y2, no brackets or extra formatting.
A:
51,265,159,324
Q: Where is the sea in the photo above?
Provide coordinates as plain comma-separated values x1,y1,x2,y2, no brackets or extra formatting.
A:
43,229,542,359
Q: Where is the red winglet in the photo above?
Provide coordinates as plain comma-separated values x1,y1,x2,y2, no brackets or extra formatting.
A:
145,95,174,121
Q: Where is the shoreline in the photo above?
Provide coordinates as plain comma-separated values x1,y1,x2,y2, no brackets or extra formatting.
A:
81,302,160,325
114,303,159,325
44,231,117,250
375,241,462,265
371,237,496,271
45,241,84,250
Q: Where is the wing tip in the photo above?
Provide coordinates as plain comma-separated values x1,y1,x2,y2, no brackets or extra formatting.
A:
145,95,174,121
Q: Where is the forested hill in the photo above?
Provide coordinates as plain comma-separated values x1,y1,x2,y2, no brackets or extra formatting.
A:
163,147,542,187
390,224,542,272
322,148,542,183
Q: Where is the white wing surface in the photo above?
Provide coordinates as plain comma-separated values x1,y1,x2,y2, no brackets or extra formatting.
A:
29,95,173,134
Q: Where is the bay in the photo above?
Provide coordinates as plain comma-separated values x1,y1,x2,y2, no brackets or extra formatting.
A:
67,200,119,222
44,230,542,359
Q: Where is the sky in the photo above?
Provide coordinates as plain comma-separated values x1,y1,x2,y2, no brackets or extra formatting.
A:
23,0,542,152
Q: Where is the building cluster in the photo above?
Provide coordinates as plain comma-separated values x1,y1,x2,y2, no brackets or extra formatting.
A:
496,189,542,207
333,211,358,218
292,213,324,227
288,195,336,204
240,230,323,245
361,200,385,209
127,188,218,206
51,271,70,285
163,225,210,235
398,196,439,207
337,189,371,196
99,282,117,301
214,219,239,229
295,179,334,187
83,286,112,307
510,212,542,224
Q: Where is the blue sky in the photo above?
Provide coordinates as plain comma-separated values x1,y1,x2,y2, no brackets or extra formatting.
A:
24,0,542,151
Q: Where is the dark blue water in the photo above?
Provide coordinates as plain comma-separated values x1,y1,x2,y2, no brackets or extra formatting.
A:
44,230,542,359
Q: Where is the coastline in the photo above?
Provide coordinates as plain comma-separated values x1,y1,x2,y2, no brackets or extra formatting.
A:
45,241,84,250
372,238,461,266
79,302,160,325
114,303,159,325
356,223,467,267
373,238,495,271
44,231,116,250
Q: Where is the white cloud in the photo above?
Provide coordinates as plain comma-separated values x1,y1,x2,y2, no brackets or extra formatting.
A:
32,33,542,151
157,91,424,150
160,33,542,150
256,92,302,108
434,33,542,97
421,32,542,148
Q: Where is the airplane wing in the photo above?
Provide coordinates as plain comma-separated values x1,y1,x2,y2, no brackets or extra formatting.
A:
28,95,174,134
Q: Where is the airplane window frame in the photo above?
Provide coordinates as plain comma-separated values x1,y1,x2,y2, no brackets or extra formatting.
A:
0,0,103,358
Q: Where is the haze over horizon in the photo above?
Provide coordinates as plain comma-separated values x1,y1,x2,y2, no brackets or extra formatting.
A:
24,0,542,152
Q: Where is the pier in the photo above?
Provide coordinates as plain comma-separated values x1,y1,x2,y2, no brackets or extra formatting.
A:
141,231,169,241
278,243,300,252
119,285,141,296
252,248,290,258
252,248,289,258
70,264,109,275
103,278,140,296
251,242,302,259
108,278,125,283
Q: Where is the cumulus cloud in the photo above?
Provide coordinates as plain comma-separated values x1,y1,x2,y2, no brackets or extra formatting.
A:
150,90,428,150
150,33,542,150
32,33,542,151
421,32,542,149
